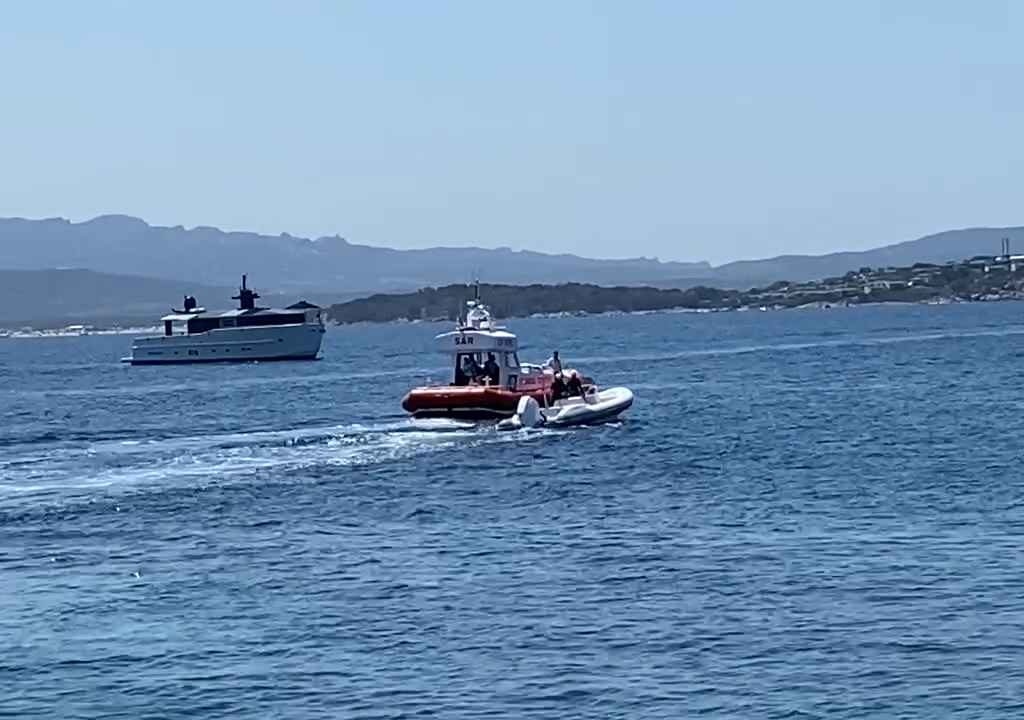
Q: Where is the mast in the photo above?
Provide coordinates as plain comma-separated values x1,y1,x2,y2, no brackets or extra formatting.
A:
232,274,260,311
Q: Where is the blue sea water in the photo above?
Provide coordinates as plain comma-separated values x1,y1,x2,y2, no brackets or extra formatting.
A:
3,303,1024,718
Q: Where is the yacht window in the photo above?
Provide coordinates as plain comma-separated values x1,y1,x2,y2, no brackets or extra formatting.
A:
188,317,222,334
236,312,304,327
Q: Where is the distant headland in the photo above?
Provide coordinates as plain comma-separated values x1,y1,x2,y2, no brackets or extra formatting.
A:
327,251,1024,324
5,216,1024,329
3,213,1024,294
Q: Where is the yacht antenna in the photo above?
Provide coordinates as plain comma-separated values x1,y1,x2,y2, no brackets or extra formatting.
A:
232,274,260,311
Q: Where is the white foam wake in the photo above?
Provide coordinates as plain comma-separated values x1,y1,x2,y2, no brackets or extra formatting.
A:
0,418,501,504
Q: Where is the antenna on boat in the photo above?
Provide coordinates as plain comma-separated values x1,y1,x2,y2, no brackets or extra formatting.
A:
233,274,260,311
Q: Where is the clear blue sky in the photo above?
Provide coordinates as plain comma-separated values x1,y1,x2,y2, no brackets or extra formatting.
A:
1,1,1021,265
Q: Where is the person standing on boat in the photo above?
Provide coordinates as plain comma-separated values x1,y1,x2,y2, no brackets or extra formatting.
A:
483,353,500,385
544,350,562,373
549,372,568,401
462,355,482,385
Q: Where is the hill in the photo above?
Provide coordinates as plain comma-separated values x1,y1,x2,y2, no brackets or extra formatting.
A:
329,257,1024,324
328,283,739,324
0,269,362,328
668,227,1024,289
2,215,1021,295
3,215,1021,303
0,215,710,293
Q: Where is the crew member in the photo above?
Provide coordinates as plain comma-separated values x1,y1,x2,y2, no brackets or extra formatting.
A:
550,372,567,401
483,353,500,385
566,371,584,397
462,355,482,384
544,350,562,373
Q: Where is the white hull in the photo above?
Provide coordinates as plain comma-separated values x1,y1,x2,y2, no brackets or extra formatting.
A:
124,324,325,365
498,387,634,430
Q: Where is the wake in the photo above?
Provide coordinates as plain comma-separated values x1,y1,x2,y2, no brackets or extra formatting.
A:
0,418,517,506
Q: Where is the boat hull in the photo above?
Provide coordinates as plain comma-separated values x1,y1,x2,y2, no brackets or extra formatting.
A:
497,387,634,430
545,387,634,427
123,324,325,365
402,386,550,420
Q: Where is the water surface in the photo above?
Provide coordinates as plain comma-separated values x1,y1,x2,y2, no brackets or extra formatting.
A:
3,303,1024,718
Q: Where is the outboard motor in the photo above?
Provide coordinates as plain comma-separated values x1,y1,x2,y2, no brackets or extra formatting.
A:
515,396,543,428
496,396,543,431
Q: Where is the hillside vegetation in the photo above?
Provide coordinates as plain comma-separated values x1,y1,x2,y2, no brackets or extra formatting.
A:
328,283,739,323
329,257,1024,324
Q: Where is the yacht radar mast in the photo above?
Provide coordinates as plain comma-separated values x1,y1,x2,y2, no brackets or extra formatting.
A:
232,274,261,311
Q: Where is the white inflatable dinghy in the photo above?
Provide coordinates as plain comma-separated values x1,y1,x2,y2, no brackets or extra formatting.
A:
497,386,634,430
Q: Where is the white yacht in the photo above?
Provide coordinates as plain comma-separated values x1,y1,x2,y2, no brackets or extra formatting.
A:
123,275,325,365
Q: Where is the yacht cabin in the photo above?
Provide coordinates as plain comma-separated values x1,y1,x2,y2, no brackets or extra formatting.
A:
160,276,322,336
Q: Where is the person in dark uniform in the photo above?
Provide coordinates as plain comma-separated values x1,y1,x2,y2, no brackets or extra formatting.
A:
550,372,568,401
483,353,500,385
566,371,584,397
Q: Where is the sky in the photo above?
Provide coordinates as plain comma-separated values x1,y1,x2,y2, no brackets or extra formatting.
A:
1,1,1022,266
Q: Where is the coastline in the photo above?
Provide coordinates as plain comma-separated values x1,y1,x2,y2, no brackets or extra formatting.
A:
7,254,1024,333
325,293,1017,328
0,325,160,339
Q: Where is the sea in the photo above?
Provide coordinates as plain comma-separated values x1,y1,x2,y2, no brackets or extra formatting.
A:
3,303,1024,719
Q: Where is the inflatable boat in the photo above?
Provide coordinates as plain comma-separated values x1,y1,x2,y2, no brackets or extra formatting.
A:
497,386,634,430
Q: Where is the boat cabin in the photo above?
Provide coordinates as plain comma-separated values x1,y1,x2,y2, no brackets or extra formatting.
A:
431,293,550,394
431,296,518,389
439,327,520,389
159,276,322,336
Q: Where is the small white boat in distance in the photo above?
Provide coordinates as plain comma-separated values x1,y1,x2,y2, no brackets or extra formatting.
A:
498,386,634,430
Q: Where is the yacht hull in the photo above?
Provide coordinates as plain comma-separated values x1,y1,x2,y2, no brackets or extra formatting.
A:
123,324,325,365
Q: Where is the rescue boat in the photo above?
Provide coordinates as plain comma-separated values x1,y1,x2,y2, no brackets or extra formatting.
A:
400,287,591,420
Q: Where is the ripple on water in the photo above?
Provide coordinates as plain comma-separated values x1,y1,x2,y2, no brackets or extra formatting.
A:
3,306,1024,718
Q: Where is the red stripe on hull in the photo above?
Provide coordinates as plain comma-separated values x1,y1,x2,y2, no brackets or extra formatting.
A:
402,386,549,419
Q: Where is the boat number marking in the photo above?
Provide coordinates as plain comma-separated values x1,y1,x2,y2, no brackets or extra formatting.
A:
455,336,474,345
